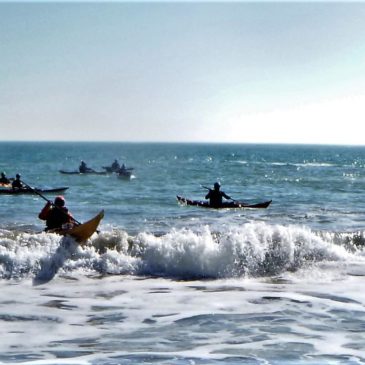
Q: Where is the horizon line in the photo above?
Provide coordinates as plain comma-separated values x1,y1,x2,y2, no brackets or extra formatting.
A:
1,140,364,147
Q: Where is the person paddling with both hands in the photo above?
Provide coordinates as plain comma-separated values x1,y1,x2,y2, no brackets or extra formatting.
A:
38,196,74,231
205,182,232,208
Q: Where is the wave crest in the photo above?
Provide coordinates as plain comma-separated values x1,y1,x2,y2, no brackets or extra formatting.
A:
1,223,364,281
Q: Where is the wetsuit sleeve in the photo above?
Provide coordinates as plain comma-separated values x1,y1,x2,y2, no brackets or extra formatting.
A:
222,192,231,200
38,201,52,220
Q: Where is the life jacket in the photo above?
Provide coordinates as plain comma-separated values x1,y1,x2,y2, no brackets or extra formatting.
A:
12,179,23,189
46,207,71,230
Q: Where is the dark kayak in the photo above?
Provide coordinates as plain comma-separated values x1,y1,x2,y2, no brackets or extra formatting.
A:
0,187,69,195
59,170,107,175
177,195,272,209
117,170,132,179
102,166,118,173
102,166,134,173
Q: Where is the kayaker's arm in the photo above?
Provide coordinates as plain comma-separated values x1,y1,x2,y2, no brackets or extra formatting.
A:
21,178,82,226
201,185,212,199
38,201,52,220
205,190,212,199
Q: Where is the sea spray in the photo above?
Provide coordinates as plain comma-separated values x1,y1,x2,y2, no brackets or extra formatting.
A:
1,223,364,281
33,237,79,285
84,223,361,279
0,229,60,279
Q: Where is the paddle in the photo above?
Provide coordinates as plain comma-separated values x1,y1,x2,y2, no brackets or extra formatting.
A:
20,180,82,226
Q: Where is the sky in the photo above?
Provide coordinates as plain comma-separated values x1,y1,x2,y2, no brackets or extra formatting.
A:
1,2,365,144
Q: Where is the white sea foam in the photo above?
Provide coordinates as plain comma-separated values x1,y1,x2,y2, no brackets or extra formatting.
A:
1,224,365,363
1,223,363,281
1,273,365,364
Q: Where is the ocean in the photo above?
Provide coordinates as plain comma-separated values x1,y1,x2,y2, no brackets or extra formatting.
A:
0,142,365,365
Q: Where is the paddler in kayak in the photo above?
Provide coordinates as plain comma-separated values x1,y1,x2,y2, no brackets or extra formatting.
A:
79,160,95,173
0,172,10,184
205,182,232,208
38,196,74,231
11,174,24,190
111,159,120,172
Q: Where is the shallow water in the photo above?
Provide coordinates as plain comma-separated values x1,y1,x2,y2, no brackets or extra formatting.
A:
1,273,365,364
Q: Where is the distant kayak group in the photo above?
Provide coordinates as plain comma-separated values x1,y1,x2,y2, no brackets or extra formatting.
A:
0,158,133,196
60,159,134,179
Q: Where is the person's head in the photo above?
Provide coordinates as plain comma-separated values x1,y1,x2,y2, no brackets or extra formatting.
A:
214,182,221,190
54,196,65,207
1,172,5,177
16,173,21,179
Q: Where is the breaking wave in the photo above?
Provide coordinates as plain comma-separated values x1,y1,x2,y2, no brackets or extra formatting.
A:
1,222,365,281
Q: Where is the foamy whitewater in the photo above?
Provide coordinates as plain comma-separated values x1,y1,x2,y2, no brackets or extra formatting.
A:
1,142,365,364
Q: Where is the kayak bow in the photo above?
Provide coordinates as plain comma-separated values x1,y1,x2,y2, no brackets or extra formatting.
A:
50,210,104,243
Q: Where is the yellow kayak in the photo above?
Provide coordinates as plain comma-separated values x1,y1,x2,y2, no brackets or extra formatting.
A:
54,210,104,243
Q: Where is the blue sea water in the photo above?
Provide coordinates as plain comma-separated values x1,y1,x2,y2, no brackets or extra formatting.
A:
1,142,365,233
1,142,365,364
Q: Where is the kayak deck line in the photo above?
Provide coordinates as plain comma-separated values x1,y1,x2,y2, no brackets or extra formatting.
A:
59,170,107,175
177,196,272,209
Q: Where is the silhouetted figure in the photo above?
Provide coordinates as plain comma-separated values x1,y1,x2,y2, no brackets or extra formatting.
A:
205,182,231,208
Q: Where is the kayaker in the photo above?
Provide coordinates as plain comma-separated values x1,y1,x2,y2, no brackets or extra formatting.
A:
0,172,10,184
111,159,120,171
205,182,232,208
79,160,94,173
38,196,74,231
11,174,24,190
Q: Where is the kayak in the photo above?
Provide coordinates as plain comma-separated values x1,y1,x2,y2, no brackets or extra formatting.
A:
50,210,104,243
102,166,118,173
0,183,11,188
102,166,134,173
0,187,69,195
177,195,272,209
117,170,132,179
59,170,107,175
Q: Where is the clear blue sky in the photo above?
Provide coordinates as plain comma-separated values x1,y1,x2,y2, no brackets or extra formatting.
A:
1,2,365,144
